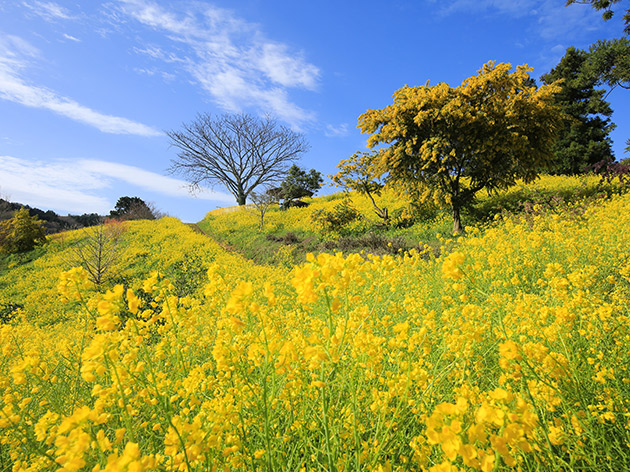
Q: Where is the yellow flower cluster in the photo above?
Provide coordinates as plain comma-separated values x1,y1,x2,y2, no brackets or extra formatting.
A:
1,188,630,470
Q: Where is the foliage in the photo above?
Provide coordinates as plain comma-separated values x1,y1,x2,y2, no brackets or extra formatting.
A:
279,164,323,209
358,61,564,234
0,208,47,254
68,220,127,287
311,198,361,236
331,151,392,226
586,37,630,95
110,196,158,221
541,46,615,174
164,254,208,298
200,175,618,265
69,213,103,227
566,0,630,35
0,301,22,324
167,113,309,205
1,191,630,469
320,231,411,256
0,200,90,234
0,217,283,326
590,157,630,186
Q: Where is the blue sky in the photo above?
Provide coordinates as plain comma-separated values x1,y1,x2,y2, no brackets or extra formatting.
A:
0,0,628,222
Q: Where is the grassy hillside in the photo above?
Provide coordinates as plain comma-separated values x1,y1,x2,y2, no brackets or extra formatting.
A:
0,217,283,325
1,176,630,470
198,174,618,266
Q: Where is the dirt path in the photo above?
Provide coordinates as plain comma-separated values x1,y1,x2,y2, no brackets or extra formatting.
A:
185,223,245,257
185,223,207,235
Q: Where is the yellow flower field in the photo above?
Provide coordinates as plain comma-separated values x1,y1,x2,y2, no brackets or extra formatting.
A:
201,174,621,250
1,184,630,470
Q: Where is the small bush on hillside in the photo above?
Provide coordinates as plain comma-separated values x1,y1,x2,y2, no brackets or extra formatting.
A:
0,301,22,324
249,191,276,230
266,232,300,245
591,158,630,187
311,200,360,236
166,255,208,297
0,208,47,254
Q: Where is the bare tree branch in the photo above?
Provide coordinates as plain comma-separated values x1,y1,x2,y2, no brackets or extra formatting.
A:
67,220,126,287
167,113,310,205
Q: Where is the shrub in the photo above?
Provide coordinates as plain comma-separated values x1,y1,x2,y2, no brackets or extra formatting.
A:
0,208,46,254
320,232,410,256
0,301,22,324
311,200,360,235
266,232,300,244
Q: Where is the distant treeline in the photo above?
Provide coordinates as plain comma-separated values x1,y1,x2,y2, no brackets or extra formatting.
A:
0,199,102,234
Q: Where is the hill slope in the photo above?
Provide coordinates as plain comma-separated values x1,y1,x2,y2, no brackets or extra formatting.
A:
198,174,617,266
0,182,629,470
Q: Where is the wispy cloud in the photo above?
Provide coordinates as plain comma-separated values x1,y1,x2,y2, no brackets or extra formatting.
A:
429,0,604,41
22,1,75,21
0,155,234,214
78,160,233,201
324,123,350,138
0,33,161,136
0,155,111,214
434,0,534,18
134,67,175,81
62,33,81,42
115,0,320,128
535,1,602,40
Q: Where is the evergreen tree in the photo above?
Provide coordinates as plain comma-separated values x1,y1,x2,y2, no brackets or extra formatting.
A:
541,46,615,174
279,165,323,209
587,38,630,96
109,197,157,220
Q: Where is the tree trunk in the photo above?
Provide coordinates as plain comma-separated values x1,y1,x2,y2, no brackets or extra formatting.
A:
236,192,247,206
452,204,463,234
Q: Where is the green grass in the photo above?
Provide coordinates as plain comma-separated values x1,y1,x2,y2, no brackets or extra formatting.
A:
198,174,621,267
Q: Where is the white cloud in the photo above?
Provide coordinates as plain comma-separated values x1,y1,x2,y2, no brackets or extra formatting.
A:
257,43,319,90
535,43,570,76
0,34,40,60
116,0,320,128
0,155,235,215
429,0,604,40
62,33,81,42
78,160,234,201
0,155,111,214
22,1,75,21
536,1,602,40
0,67,162,136
324,123,350,138
437,0,535,18
0,33,161,136
134,67,176,82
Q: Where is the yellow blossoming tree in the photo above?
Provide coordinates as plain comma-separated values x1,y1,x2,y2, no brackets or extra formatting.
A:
0,207,46,253
358,61,564,233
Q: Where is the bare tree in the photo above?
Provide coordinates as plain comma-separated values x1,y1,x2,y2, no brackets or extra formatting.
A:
249,190,276,231
167,113,309,205
69,220,126,287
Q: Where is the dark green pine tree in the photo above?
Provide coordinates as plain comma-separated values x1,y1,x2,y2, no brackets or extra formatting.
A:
541,46,615,174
